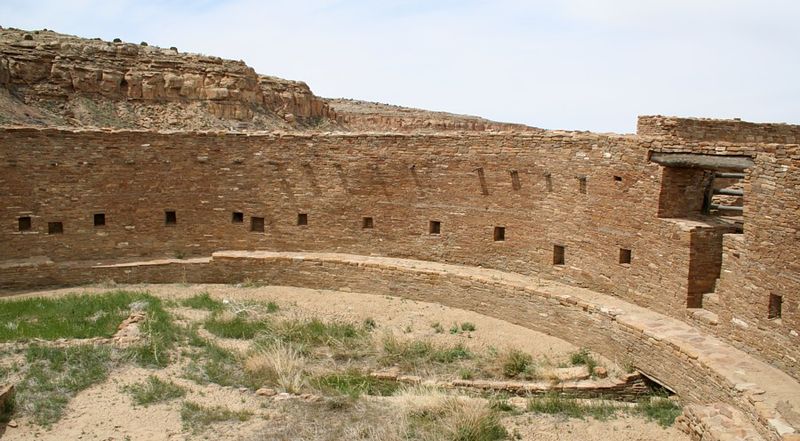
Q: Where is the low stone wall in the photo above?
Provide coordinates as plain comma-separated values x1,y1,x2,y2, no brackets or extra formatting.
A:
1,251,798,440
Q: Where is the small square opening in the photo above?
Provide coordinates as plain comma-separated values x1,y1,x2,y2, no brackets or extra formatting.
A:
614,175,623,182
493,226,505,242
94,213,106,227
362,217,374,229
429,220,441,235
232,212,244,224
553,245,565,265
48,221,63,235
18,216,31,232
251,217,265,232
768,294,782,319
297,213,308,226
619,248,632,265
165,210,177,225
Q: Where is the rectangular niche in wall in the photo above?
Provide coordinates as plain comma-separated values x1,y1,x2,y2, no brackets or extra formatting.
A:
232,212,244,224
48,222,63,235
553,245,565,265
18,216,31,232
544,172,553,192
429,220,441,235
768,294,782,319
619,248,632,265
94,213,106,227
362,217,374,229
510,170,521,191
493,226,505,242
251,217,265,232
297,213,308,226
578,176,587,194
165,210,177,225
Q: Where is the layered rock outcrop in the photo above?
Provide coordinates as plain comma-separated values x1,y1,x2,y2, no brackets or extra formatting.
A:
0,27,338,130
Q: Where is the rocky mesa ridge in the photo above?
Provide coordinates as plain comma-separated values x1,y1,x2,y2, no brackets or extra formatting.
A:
0,27,537,133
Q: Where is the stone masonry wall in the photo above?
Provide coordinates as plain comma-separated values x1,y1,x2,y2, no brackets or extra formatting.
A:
0,125,798,383
638,115,800,144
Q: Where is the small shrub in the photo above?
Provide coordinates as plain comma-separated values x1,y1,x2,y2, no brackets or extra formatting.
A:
180,401,251,431
501,350,534,378
459,369,474,380
461,322,477,332
124,375,186,406
570,348,598,375
449,323,461,334
181,292,223,311
266,301,280,313
431,322,444,333
363,317,377,331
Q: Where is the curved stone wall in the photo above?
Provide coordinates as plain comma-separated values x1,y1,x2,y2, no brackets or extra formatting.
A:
0,123,798,391
3,251,798,440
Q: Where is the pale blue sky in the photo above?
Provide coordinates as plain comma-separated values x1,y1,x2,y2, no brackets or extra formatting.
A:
1,0,798,133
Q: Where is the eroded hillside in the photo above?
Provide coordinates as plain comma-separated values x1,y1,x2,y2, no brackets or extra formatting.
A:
0,27,537,133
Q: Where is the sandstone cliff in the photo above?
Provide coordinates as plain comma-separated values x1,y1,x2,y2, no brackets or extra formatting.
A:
0,27,538,133
0,27,339,131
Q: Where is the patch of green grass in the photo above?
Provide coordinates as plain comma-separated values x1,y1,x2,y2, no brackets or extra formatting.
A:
312,370,399,398
431,322,444,333
277,319,368,347
637,397,682,427
500,350,535,379
407,399,507,441
17,344,112,427
180,401,252,431
460,322,477,332
184,335,244,387
204,313,269,340
266,301,280,313
0,291,154,341
569,348,597,375
180,292,223,311
124,296,178,368
363,317,377,331
527,395,618,421
124,375,186,406
381,336,472,367
450,323,461,334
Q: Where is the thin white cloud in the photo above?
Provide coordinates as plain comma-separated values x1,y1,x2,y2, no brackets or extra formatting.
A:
0,0,797,132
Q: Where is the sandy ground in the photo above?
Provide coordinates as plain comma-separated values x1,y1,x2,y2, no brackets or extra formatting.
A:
0,284,690,441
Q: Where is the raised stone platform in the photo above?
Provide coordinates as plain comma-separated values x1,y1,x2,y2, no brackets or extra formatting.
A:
2,251,799,440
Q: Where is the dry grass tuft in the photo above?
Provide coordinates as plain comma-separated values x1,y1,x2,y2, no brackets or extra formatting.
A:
244,341,306,393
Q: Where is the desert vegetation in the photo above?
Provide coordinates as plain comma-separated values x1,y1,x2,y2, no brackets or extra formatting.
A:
0,287,684,440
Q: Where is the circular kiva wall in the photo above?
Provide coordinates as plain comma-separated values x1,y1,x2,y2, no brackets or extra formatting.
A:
1,127,799,439
4,251,799,440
